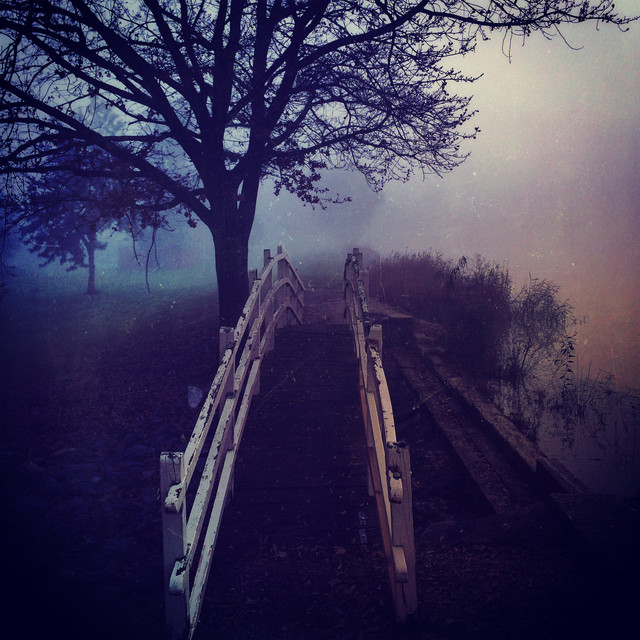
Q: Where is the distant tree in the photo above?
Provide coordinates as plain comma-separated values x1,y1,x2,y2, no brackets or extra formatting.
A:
0,192,20,296
0,1,635,324
19,145,173,293
21,181,108,295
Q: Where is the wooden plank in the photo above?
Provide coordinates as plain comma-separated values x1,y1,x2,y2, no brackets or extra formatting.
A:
233,315,261,394
233,358,261,447
189,448,237,637
184,396,235,566
392,545,408,582
231,278,261,347
370,346,397,445
273,250,306,294
260,315,276,359
365,390,392,545
179,347,234,497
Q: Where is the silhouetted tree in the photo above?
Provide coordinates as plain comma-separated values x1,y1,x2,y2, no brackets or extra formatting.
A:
21,185,108,295
0,1,634,323
18,145,175,293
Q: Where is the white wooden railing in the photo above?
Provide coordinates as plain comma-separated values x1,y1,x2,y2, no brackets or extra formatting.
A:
160,247,304,640
344,248,417,622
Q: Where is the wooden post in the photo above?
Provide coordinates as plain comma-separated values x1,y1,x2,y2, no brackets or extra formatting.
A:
368,324,383,357
161,452,189,640
387,442,417,621
219,326,234,363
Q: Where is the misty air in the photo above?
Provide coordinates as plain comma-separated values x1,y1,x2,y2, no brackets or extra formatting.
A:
1,2,638,639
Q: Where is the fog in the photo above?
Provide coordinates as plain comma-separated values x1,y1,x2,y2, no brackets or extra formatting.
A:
3,12,638,389
252,14,640,390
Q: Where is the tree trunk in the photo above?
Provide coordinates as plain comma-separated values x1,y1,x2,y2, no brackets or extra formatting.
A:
203,167,261,328
212,225,250,328
86,235,99,295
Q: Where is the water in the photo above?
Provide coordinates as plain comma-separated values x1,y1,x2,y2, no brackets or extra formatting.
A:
491,378,640,498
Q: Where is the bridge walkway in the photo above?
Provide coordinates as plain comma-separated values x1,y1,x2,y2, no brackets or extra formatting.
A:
214,321,378,551
195,292,389,637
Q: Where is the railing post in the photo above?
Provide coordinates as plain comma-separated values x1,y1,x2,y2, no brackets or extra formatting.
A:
276,251,290,328
160,452,189,640
387,442,417,621
219,326,234,362
368,324,383,357
248,268,258,290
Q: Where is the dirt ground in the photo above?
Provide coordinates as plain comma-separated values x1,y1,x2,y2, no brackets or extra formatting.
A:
1,281,637,639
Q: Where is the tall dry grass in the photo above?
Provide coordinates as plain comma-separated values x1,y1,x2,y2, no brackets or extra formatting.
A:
369,251,511,378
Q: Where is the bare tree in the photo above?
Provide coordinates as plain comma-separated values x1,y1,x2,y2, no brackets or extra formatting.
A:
0,1,634,324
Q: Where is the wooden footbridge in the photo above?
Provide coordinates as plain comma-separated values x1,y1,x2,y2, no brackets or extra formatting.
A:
160,248,415,640
160,248,639,640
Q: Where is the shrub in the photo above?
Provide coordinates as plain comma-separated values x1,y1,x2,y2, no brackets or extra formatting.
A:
501,277,574,385
370,251,511,378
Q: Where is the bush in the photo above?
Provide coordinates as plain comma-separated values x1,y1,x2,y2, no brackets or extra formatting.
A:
370,251,579,385
369,252,511,378
501,277,574,385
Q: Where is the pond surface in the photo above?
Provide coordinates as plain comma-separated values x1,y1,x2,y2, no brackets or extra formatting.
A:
492,379,640,498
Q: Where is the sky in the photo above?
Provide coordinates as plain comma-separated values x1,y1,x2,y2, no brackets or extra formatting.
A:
252,6,640,389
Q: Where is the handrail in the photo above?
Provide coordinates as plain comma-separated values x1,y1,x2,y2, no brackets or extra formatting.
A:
344,248,417,622
160,246,304,640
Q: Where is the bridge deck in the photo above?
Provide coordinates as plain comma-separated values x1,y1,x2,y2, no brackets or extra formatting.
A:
217,322,378,550
196,315,388,637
